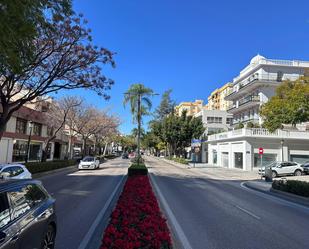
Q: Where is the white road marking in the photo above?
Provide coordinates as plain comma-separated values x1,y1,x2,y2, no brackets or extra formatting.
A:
77,175,126,249
240,182,309,214
149,172,193,249
235,205,261,220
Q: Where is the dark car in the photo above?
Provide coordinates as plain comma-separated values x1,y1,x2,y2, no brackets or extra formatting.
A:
122,152,129,159
0,179,56,249
301,162,309,174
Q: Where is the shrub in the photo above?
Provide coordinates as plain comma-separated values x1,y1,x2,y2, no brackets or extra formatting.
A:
235,123,244,130
272,180,309,197
101,175,172,249
104,154,118,159
128,163,148,176
246,122,254,128
167,157,188,165
25,159,77,174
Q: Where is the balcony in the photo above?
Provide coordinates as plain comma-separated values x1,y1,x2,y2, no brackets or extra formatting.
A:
208,128,309,142
225,74,300,100
227,95,260,114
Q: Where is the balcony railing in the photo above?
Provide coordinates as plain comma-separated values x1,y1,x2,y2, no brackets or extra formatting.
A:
226,74,301,98
239,95,260,106
208,128,309,141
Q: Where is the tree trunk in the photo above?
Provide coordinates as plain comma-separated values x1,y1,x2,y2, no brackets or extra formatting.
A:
137,94,141,164
103,142,108,156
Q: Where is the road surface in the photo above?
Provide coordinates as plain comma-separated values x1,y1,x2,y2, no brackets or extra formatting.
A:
39,158,129,249
146,156,309,249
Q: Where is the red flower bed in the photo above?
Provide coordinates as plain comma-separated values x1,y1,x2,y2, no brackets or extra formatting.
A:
101,175,172,249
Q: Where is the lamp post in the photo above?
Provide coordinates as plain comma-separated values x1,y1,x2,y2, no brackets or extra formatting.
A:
25,121,33,163
281,139,284,161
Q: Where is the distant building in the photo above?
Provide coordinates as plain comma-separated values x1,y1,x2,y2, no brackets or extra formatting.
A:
225,54,309,126
207,83,233,111
175,99,205,116
208,55,309,170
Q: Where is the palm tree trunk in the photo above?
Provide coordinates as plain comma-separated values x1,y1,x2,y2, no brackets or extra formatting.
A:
137,94,141,165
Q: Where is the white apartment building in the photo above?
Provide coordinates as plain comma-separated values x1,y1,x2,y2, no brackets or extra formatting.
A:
225,55,309,126
207,55,309,170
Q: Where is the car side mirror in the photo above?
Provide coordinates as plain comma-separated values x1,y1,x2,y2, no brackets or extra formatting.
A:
0,231,6,243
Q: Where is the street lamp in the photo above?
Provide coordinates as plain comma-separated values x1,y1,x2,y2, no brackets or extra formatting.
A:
25,121,33,163
281,139,284,161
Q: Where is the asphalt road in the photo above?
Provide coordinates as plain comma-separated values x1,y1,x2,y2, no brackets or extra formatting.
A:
146,156,309,249
38,158,129,249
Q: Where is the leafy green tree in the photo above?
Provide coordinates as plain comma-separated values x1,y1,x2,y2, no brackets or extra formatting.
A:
0,0,72,74
260,77,309,132
124,84,155,162
151,110,205,157
155,89,175,120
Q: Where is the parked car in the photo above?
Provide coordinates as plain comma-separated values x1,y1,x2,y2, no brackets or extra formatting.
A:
78,156,100,170
301,161,309,174
258,161,303,178
0,179,56,249
122,152,129,159
0,164,32,180
128,153,135,159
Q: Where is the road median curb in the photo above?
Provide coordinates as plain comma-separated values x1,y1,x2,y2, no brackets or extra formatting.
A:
78,174,127,249
148,169,193,249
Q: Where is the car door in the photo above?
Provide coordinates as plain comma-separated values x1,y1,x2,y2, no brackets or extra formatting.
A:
0,192,19,249
17,184,51,249
277,163,289,175
7,184,47,249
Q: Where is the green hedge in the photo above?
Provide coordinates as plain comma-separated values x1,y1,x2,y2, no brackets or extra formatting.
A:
128,163,148,176
25,159,77,174
104,154,119,159
272,180,309,197
167,157,189,165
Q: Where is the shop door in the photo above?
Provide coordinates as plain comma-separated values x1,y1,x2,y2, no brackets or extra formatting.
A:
234,152,243,169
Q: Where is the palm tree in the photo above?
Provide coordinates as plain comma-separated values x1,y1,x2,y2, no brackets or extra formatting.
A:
124,84,155,164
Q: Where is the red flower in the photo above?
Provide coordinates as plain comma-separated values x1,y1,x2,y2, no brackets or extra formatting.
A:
100,175,172,249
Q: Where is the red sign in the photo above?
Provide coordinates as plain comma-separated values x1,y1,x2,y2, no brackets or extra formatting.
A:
259,147,264,155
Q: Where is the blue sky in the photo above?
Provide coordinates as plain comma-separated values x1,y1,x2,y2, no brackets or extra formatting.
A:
59,0,309,134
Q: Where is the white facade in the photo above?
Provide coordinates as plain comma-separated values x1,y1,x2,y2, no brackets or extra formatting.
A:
194,109,233,135
206,55,309,170
226,55,309,125
208,128,309,170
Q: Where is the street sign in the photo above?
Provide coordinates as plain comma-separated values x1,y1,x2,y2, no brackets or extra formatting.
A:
259,147,264,155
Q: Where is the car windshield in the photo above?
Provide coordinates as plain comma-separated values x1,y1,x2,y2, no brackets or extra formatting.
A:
82,157,94,162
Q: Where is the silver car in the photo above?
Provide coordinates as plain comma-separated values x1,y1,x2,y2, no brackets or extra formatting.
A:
258,161,303,178
0,164,32,180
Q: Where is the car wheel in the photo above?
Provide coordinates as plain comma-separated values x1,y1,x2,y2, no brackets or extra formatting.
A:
272,171,277,178
42,225,56,249
294,170,302,176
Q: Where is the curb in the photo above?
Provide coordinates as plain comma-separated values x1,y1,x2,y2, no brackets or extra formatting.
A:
243,181,309,208
78,174,127,249
148,170,193,249
33,165,78,179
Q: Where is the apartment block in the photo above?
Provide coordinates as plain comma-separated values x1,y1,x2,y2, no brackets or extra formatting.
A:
175,100,204,116
207,83,233,111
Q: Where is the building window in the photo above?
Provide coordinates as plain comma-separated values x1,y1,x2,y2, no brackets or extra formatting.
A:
207,117,222,124
254,153,277,167
29,143,42,161
234,152,243,169
226,118,233,125
16,118,27,134
32,123,42,136
290,154,309,164
47,127,54,137
13,140,28,162
213,150,217,164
